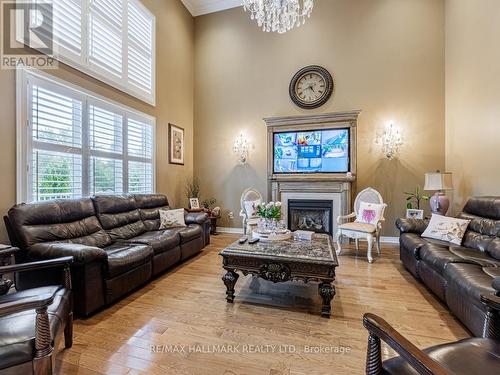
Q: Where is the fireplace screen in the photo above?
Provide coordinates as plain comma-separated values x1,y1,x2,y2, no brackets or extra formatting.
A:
288,200,333,235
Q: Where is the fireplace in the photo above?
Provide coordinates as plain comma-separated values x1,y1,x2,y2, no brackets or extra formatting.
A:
288,199,333,235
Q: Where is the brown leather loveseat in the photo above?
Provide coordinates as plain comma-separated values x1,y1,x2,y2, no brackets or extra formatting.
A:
5,194,210,317
396,196,500,336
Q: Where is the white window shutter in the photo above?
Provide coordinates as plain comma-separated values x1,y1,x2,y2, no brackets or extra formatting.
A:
53,0,83,59
89,0,123,77
22,70,155,203
127,0,154,96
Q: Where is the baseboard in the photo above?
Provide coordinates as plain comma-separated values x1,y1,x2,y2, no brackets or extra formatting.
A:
217,227,400,244
217,227,244,234
380,236,400,244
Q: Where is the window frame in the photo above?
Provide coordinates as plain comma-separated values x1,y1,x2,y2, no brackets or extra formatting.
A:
16,67,156,203
24,0,156,106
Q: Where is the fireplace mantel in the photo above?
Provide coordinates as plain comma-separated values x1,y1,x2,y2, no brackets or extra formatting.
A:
264,110,360,234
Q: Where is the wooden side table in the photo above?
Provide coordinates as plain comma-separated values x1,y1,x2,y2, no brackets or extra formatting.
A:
0,245,19,295
209,215,221,235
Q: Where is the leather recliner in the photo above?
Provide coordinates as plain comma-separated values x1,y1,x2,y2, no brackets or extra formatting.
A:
5,194,210,317
397,196,500,336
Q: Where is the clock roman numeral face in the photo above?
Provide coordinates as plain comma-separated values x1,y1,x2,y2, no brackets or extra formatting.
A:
295,72,327,103
289,66,333,109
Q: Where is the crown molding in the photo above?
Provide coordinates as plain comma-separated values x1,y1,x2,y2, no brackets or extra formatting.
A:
181,0,242,17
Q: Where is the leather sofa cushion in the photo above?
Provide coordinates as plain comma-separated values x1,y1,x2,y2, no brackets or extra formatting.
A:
125,230,180,254
8,198,111,249
421,244,500,274
0,287,70,370
486,237,500,261
381,338,500,375
104,243,153,278
462,197,500,220
420,244,463,273
178,224,203,243
400,233,450,259
134,194,170,231
92,195,147,241
444,263,496,303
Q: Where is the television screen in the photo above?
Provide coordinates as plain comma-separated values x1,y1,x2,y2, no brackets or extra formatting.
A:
273,128,349,174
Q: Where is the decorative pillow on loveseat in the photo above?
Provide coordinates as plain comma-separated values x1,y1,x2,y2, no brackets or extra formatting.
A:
355,202,385,225
421,214,470,245
159,209,186,229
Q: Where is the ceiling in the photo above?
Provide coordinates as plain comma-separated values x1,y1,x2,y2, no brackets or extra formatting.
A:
181,0,242,17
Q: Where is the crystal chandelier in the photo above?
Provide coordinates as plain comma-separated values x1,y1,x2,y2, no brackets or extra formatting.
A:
243,0,314,34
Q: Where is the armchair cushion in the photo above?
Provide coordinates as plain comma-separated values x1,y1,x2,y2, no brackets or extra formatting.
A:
339,222,376,233
381,338,500,375
356,201,385,225
29,242,107,265
0,286,71,370
243,200,260,218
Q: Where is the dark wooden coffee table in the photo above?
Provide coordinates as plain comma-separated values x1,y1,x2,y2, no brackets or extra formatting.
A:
219,234,338,317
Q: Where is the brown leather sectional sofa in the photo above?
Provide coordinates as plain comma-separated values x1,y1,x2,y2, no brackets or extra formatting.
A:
4,194,210,317
397,196,500,336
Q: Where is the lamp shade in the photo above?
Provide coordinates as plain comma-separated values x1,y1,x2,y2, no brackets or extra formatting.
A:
424,172,453,191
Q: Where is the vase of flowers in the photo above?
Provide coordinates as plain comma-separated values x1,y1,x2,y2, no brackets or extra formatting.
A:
256,202,282,233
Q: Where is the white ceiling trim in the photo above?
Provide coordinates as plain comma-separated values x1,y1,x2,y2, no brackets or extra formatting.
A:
181,0,242,17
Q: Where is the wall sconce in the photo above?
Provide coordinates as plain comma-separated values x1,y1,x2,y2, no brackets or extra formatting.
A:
377,123,403,160
233,133,249,164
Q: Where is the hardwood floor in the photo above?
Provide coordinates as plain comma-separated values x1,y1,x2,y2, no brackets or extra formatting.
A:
57,234,468,375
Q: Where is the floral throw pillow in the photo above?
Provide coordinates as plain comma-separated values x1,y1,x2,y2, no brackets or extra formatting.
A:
159,209,186,230
355,202,385,225
422,214,470,245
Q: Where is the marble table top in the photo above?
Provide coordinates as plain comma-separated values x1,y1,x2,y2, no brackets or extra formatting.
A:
220,233,338,266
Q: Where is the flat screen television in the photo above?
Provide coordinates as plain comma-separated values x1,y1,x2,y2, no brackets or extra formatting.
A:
273,128,350,174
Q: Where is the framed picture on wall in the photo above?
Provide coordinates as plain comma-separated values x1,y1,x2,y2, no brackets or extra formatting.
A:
169,123,184,165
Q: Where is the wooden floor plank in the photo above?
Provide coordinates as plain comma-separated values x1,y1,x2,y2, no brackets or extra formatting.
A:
56,234,468,375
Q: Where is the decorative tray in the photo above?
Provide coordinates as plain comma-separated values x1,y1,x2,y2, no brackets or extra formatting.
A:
252,230,292,242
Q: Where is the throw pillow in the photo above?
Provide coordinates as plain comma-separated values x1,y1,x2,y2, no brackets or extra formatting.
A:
159,209,186,229
421,214,470,245
243,200,261,218
356,201,385,225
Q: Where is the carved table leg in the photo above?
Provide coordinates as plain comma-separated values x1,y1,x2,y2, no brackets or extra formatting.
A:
318,282,336,318
222,270,239,303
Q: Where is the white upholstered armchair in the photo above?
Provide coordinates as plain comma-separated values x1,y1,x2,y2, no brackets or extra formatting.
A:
239,187,263,235
336,187,387,263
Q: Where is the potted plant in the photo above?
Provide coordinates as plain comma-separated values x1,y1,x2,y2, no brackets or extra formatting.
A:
403,186,429,219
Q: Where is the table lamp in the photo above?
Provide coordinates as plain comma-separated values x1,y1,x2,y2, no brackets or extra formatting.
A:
424,172,453,215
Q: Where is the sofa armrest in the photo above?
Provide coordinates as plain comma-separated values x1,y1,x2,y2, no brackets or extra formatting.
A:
29,243,107,265
363,313,451,375
185,211,209,225
396,218,429,234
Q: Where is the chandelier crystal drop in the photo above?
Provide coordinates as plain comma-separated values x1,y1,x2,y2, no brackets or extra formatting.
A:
243,0,314,34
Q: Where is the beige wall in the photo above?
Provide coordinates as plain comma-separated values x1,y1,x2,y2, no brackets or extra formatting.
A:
0,0,194,243
194,0,445,236
445,0,500,213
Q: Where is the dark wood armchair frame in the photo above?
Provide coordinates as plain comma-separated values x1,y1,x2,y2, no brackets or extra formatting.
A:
0,256,73,375
363,293,500,375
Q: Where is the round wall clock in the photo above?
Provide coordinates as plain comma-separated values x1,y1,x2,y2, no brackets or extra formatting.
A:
289,65,334,109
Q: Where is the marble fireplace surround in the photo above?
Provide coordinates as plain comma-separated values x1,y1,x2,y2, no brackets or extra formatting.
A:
264,111,360,235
